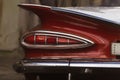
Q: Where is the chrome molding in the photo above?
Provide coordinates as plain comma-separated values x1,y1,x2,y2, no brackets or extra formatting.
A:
70,62,120,68
21,30,94,49
34,34,36,44
19,4,51,8
23,62,69,67
14,59,120,73
25,61,120,68
16,59,120,69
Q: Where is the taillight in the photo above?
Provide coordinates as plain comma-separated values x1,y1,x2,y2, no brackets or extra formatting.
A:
69,39,80,44
21,30,94,49
47,36,56,45
36,35,46,44
24,35,34,44
58,38,68,44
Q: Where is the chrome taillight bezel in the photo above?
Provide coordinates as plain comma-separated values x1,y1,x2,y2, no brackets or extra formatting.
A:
21,30,94,49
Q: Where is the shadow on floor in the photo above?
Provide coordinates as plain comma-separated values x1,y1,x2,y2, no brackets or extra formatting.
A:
0,49,24,80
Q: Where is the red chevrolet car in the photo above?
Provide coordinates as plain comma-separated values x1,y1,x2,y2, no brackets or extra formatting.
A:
14,4,120,80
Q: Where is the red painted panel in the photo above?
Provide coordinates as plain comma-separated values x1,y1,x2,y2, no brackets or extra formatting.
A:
19,4,120,59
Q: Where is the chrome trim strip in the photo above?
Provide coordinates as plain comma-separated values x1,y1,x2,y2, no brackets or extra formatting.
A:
21,30,94,49
68,39,70,44
45,36,47,45
34,35,36,44
70,62,120,68
56,37,58,45
19,4,51,8
21,43,91,49
23,62,69,67
14,60,120,73
21,60,120,68
29,30,94,44
68,73,71,80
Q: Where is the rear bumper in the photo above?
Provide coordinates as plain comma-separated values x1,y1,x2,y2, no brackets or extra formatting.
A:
13,59,120,73
13,59,69,73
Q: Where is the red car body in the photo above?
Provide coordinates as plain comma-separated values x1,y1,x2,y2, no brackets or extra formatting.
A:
14,4,120,80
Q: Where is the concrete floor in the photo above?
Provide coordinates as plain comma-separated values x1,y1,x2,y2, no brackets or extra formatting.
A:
0,49,24,80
